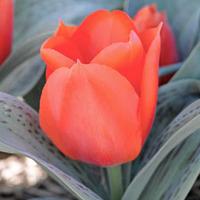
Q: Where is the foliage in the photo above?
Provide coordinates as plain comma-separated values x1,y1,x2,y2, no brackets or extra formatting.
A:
0,0,200,200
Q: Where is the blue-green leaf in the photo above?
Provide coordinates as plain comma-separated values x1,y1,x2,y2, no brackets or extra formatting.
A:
0,33,49,96
172,42,200,81
123,99,200,200
0,92,104,200
14,0,124,46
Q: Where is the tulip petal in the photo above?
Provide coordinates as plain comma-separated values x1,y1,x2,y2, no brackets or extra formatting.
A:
0,0,13,64
40,21,78,78
139,24,161,143
40,63,142,166
139,26,161,51
54,21,77,38
133,4,163,32
91,31,145,94
41,48,75,79
41,36,81,78
133,4,163,52
72,10,136,62
41,36,83,61
160,22,179,65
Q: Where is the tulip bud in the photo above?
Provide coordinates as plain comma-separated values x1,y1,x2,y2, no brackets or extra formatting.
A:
133,4,178,66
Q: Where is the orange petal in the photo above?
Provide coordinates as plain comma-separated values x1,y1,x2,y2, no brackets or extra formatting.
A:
139,24,161,143
133,4,163,32
160,21,179,65
91,31,145,94
41,36,83,61
133,4,163,51
41,48,75,79
40,36,82,77
72,10,136,62
139,25,161,51
54,21,77,38
0,0,13,64
40,62,142,166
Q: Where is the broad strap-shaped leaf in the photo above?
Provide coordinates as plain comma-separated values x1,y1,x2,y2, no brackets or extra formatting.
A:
138,130,200,200
131,79,200,174
0,92,103,200
14,0,124,46
124,0,200,59
159,63,182,77
122,99,200,200
152,79,200,143
0,33,49,96
172,42,200,81
137,96,200,199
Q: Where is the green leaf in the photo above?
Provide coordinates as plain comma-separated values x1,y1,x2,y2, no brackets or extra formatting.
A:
14,0,124,46
122,99,200,200
172,42,200,81
138,130,200,200
124,0,200,59
152,79,200,139
0,92,103,200
136,98,200,200
159,63,182,77
132,79,200,175
0,33,49,96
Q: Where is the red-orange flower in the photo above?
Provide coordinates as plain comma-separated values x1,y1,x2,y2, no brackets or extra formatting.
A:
40,10,161,166
133,4,178,66
0,0,13,65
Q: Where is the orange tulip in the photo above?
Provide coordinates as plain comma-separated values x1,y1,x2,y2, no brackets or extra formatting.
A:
133,4,178,66
40,10,161,166
0,0,13,65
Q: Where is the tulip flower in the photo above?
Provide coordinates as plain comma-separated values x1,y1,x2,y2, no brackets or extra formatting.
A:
133,4,178,66
0,0,13,65
40,10,161,166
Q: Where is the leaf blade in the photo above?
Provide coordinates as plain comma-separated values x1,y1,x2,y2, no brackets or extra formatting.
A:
0,92,103,200
123,99,200,200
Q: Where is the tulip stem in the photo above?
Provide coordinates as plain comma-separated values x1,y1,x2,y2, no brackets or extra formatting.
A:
107,165,123,200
